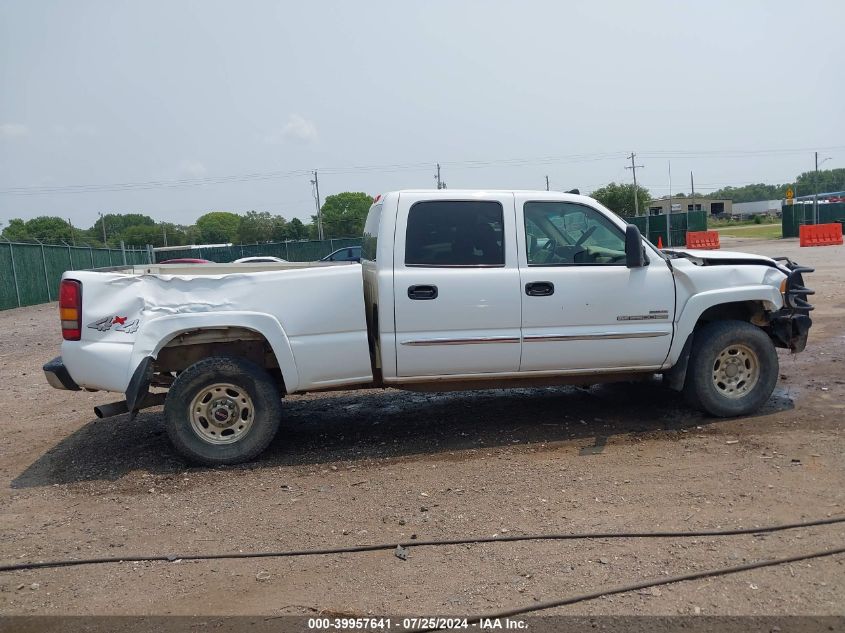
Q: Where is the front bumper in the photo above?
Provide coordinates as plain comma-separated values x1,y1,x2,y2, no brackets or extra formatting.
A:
769,311,812,352
770,258,814,352
43,356,80,391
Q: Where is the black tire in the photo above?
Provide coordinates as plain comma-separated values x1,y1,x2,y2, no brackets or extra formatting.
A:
683,320,778,417
164,356,282,465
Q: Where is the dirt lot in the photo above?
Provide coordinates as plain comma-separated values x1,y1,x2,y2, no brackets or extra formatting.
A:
1,237,844,618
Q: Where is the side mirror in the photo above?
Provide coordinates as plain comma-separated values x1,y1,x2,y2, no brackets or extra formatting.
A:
625,224,645,268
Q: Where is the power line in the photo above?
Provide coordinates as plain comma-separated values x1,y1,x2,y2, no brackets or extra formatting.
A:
2,145,840,196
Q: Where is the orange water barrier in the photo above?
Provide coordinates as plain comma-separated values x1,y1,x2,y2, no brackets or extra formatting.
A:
799,223,843,247
685,231,721,250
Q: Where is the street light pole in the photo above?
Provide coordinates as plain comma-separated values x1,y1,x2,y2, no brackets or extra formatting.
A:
814,152,832,224
667,160,672,246
814,152,819,224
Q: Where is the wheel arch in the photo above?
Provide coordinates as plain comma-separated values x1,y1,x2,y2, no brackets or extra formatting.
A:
664,286,782,391
129,312,300,395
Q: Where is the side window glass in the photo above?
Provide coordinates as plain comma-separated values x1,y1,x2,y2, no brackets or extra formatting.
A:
524,202,626,266
405,201,504,266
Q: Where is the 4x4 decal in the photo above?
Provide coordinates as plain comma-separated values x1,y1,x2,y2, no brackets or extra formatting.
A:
87,315,140,334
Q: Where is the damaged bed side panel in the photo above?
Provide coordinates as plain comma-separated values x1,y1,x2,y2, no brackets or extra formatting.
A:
60,265,373,394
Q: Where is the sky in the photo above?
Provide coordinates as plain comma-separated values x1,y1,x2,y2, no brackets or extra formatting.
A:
1,0,844,229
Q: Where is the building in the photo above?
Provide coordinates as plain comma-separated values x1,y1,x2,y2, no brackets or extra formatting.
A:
732,200,781,217
646,198,732,216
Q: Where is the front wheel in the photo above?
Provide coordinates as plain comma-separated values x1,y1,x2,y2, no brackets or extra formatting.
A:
165,356,282,465
683,320,778,417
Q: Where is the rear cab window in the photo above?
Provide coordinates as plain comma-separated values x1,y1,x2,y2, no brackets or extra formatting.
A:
362,202,382,261
405,200,504,267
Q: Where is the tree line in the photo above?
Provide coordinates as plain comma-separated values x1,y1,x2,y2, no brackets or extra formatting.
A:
590,167,844,215
0,191,374,247
2,168,842,243
707,168,844,203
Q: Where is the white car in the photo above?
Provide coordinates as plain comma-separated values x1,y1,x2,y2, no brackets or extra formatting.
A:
44,189,813,465
233,256,287,263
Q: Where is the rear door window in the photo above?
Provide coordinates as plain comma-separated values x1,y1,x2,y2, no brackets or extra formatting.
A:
405,200,504,266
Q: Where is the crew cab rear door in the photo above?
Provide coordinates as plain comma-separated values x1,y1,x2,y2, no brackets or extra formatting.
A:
515,194,675,371
392,192,522,377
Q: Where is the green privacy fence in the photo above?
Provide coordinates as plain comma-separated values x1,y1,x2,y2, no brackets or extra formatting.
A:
153,237,364,263
781,203,845,238
0,241,151,311
621,211,708,247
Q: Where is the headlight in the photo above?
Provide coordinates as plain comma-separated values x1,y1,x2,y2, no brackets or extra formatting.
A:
763,267,787,292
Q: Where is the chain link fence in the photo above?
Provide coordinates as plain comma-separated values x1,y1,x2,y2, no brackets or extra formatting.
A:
1,237,365,311
0,241,151,311
153,237,363,263
622,211,708,247
781,203,845,238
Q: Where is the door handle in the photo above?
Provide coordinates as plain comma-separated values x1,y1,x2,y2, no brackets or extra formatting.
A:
525,281,554,297
408,284,438,300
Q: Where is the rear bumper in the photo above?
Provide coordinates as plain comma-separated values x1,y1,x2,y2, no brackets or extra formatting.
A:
43,356,81,391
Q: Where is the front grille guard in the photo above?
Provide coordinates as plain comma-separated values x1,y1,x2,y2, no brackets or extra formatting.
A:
772,257,814,313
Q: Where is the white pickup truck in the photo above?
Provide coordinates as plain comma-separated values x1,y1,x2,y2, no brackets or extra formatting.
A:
43,190,813,465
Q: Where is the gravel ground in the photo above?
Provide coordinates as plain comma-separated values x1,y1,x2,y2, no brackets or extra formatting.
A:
0,237,843,618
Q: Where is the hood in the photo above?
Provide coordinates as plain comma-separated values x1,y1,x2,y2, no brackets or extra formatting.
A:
663,248,779,268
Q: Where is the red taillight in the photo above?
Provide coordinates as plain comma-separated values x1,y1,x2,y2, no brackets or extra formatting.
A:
59,279,82,341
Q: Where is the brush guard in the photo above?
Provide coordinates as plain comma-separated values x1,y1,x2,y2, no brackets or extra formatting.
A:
770,258,814,352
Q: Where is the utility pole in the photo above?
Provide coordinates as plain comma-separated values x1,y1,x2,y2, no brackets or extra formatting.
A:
99,212,107,245
162,225,168,247
68,218,76,246
434,163,446,190
667,160,673,246
545,175,550,191
624,152,647,237
814,151,818,225
310,170,324,240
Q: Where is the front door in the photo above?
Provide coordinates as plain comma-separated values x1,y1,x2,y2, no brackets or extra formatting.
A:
392,193,522,377
516,196,675,371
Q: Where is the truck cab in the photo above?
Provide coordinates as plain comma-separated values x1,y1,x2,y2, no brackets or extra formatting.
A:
364,190,676,383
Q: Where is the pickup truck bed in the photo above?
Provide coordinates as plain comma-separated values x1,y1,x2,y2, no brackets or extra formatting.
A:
57,262,372,395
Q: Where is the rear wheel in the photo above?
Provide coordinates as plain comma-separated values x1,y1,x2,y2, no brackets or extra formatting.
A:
683,320,778,417
165,356,282,465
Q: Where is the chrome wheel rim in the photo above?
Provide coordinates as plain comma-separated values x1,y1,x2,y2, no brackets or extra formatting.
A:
712,343,759,399
189,383,255,445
